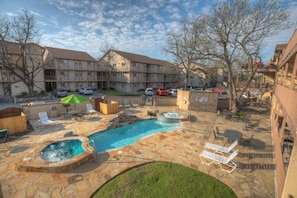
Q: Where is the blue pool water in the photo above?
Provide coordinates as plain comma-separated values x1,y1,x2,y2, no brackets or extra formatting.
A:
89,119,182,152
41,139,85,162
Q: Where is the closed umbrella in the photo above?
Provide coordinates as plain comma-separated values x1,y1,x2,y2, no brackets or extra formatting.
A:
61,94,89,113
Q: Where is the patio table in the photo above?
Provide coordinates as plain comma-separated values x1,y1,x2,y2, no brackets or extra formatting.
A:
223,130,243,141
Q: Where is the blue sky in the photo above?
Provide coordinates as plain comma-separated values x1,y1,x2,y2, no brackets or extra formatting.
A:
1,0,297,62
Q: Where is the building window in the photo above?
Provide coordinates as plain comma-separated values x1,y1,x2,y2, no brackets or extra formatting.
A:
60,71,68,76
122,63,126,66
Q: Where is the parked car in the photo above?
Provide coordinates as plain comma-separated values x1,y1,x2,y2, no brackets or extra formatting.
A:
242,91,260,99
79,87,93,95
157,88,169,96
169,89,178,96
53,89,68,97
192,87,204,91
145,88,154,96
29,101,46,105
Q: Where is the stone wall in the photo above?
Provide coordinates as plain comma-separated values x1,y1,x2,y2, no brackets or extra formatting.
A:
107,111,140,129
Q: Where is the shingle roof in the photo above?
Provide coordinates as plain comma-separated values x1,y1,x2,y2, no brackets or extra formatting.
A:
45,47,96,62
0,41,41,54
113,50,168,66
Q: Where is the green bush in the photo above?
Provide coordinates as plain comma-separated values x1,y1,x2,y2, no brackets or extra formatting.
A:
21,92,27,96
40,90,45,95
33,91,38,95
236,111,248,116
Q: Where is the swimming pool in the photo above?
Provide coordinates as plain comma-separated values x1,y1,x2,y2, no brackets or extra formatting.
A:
89,119,182,152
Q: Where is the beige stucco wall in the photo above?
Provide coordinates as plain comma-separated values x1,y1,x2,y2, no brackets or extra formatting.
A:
177,89,218,112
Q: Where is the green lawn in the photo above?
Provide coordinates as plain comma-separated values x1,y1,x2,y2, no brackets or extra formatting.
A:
91,162,236,198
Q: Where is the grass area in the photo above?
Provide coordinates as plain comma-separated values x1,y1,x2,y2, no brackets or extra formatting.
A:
91,162,236,198
102,90,143,96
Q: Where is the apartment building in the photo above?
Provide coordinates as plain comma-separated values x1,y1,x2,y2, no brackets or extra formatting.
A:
0,41,44,96
43,47,97,92
270,30,297,197
98,50,181,92
184,62,225,88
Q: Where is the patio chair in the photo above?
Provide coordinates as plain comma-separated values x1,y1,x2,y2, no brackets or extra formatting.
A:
212,127,225,141
239,134,254,149
131,99,139,107
124,99,131,108
38,112,54,127
0,129,8,142
86,103,97,114
204,140,238,154
199,149,239,173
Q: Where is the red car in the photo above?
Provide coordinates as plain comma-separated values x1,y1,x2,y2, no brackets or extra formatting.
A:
157,88,169,96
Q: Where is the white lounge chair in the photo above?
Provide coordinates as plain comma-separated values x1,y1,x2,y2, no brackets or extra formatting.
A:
38,112,54,127
204,140,238,154
199,149,238,173
86,103,97,114
124,99,131,108
131,99,139,107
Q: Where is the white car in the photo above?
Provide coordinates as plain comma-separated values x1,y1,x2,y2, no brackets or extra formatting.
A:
79,87,93,95
169,89,178,96
145,88,154,96
192,87,204,91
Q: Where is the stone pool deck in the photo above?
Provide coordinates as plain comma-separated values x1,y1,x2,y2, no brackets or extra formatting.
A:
0,106,275,197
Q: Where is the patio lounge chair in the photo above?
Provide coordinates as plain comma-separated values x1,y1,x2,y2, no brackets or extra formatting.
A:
124,99,131,108
131,99,139,107
86,103,97,114
204,140,238,154
38,112,54,127
199,149,238,173
0,129,8,142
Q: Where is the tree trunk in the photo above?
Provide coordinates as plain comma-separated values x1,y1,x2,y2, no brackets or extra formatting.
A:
229,99,238,113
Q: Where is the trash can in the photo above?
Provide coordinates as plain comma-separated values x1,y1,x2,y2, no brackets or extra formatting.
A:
50,106,58,117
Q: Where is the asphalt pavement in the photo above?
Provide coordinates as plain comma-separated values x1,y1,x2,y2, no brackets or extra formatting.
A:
0,91,106,110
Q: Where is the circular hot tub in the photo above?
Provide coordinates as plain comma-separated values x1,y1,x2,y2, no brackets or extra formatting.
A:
17,136,94,173
41,139,85,162
158,112,185,123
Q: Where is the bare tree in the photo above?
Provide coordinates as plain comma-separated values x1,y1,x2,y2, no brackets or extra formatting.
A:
98,40,117,89
164,17,205,89
167,0,289,112
0,9,42,95
199,0,289,112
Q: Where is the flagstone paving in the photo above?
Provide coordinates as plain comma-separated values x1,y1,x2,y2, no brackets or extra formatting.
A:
0,106,275,197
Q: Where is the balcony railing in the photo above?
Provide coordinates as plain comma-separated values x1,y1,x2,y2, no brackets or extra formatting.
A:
279,30,297,67
44,75,56,80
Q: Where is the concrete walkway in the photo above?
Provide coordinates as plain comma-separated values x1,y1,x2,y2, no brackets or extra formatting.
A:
0,106,275,197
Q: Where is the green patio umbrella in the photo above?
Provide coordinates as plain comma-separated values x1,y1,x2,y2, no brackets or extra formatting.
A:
61,94,89,113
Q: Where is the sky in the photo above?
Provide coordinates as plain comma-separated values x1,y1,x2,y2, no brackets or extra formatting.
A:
1,0,297,62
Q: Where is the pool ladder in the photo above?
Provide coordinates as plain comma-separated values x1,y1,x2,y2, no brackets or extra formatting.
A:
88,140,97,161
